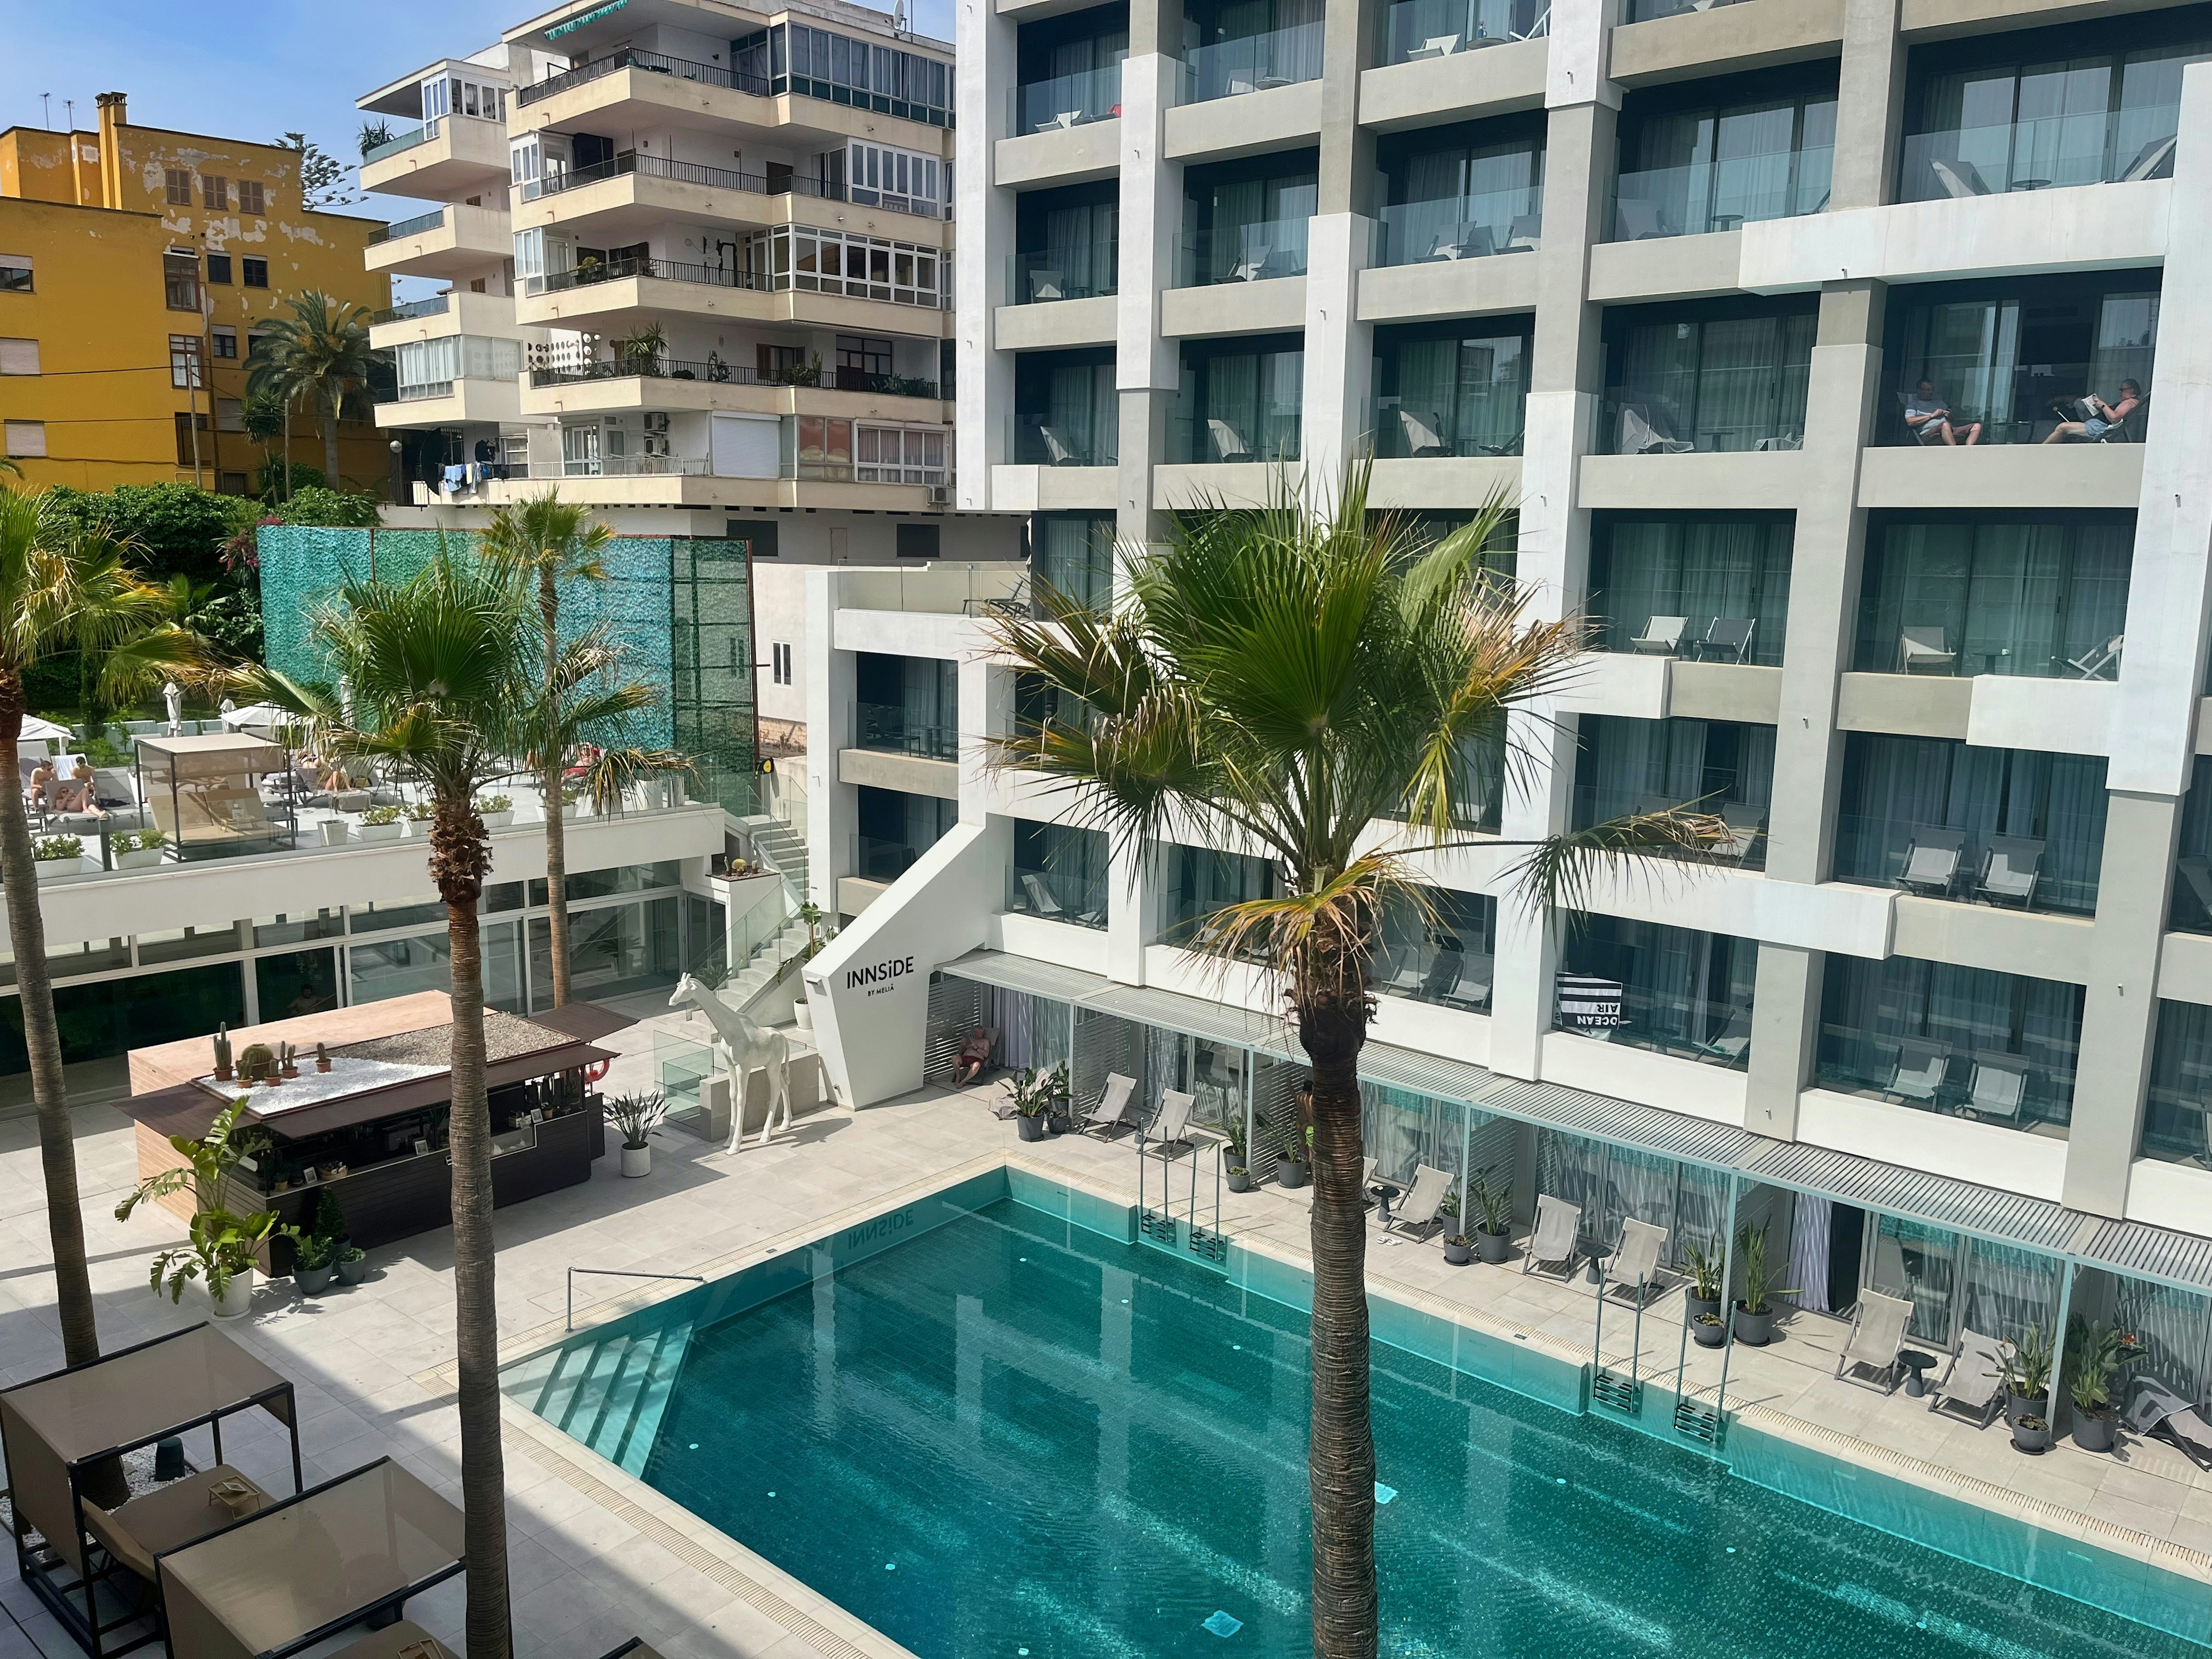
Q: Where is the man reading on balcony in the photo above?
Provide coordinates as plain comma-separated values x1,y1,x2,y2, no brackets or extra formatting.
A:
2043,378,2141,443
1906,380,1981,446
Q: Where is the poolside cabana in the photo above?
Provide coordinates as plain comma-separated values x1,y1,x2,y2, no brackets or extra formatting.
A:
156,1457,464,1659
0,1324,303,1658
134,733,297,859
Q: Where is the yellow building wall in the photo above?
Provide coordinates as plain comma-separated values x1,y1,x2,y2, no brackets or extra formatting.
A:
0,101,392,494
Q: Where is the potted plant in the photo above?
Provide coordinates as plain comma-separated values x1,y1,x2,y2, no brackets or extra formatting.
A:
1273,1120,1312,1190
336,1244,370,1285
1731,1222,1796,1346
33,833,84,880
1683,1236,1725,1325
475,793,514,829
115,1101,293,1318
559,785,582,821
358,804,404,841
292,1229,338,1296
114,828,166,870
1006,1064,1066,1142
1439,1192,1472,1264
2064,1318,2140,1453
609,1091,669,1176
1224,1114,1252,1192
1996,1325,2055,1427
2012,1411,2052,1455
318,817,349,846
403,800,434,837
1468,1165,1514,1263
793,902,832,1030
1692,1310,1728,1348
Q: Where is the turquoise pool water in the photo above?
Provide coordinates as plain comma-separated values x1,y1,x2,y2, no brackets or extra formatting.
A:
568,1198,2210,1658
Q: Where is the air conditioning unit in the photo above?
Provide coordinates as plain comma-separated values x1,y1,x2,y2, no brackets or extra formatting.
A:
927,484,950,506
643,411,670,433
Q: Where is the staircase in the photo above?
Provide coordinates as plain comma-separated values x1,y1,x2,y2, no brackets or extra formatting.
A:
745,814,810,899
500,1317,695,1476
723,914,810,1010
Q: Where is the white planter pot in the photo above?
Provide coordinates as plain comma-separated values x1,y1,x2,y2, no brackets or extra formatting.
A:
357,822,403,842
318,820,349,847
34,855,85,882
560,805,580,821
407,818,434,838
793,1001,814,1031
116,847,165,870
208,1269,255,1318
479,810,513,829
620,1144,651,1177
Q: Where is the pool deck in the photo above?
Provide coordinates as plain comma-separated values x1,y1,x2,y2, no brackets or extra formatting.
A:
2,999,2210,1659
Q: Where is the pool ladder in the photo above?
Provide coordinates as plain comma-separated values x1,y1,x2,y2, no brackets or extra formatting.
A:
1134,1120,1229,1267
1589,1265,1647,1418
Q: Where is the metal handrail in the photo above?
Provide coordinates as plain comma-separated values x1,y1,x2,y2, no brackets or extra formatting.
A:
368,207,447,246
567,1267,704,1331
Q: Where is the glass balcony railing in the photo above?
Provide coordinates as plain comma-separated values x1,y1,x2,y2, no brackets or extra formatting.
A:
1831,813,2098,915
1611,147,1832,240
850,835,925,882
367,207,447,247
1008,412,1118,468
1010,66,1123,134
1599,391,1804,454
1897,111,2181,204
1574,784,1767,869
1376,933,1494,1010
1880,363,2149,447
1367,393,1526,458
1625,0,1749,20
362,126,429,164
851,702,959,762
1171,395,1303,463
1183,22,1324,104
1177,217,1312,286
1374,187,1542,265
369,295,451,326
517,47,767,109
1006,865,1108,929
1378,0,1548,62
1005,248,1118,304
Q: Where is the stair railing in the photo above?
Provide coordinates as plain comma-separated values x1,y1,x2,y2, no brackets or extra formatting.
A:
567,1267,705,1331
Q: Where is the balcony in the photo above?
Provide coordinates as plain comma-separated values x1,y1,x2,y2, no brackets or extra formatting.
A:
367,208,446,247
851,701,957,762
369,295,450,326
361,127,428,164
1377,0,1548,62
1816,952,2082,1135
525,248,946,322
1010,66,1122,134
1170,342,1304,463
523,150,945,223
1832,733,2109,916
374,376,522,429
531,355,937,402
1554,915,1756,1069
1008,411,1117,469
1376,183,1542,266
1176,217,1312,287
1897,108,2179,205
851,834,928,883
1611,146,1832,241
1601,308,1816,454
1586,516,1794,668
1851,515,2130,680
516,48,768,109
361,114,512,197
1375,887,1495,1012
363,204,510,280
1006,248,1118,305
1183,21,1324,104
1572,714,1774,871
1006,863,1107,928
1372,325,1529,459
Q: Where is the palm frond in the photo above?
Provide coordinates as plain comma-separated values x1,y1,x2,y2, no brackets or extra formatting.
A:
579,746,696,814
1505,807,1734,920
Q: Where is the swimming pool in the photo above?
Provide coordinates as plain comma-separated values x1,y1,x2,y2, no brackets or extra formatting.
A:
509,1191,2210,1658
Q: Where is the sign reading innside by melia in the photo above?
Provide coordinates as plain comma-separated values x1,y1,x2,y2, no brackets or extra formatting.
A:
846,955,918,996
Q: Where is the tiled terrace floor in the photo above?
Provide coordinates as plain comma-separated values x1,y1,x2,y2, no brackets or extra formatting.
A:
1,1002,2207,1659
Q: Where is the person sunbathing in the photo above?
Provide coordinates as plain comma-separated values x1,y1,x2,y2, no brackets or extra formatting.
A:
2043,378,2142,443
1905,380,1981,446
952,1026,994,1086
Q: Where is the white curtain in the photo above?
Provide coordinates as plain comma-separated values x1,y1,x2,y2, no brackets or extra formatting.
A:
1787,1193,1832,1314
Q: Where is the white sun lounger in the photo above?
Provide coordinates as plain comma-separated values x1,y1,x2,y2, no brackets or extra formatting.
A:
1385,1164,1453,1240
1521,1193,1581,1279
1607,1218,1668,1304
1835,1290,1915,1392
2126,1375,2212,1470
1082,1072,1137,1137
1927,1327,2007,1426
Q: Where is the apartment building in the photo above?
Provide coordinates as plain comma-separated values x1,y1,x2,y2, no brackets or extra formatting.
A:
795,0,2212,1385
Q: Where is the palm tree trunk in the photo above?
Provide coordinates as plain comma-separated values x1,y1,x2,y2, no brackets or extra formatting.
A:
1298,940,1377,1659
321,406,340,491
0,680,101,1370
434,794,510,1659
540,570,571,1007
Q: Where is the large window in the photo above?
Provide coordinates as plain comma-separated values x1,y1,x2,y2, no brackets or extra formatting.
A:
1162,844,1279,948
0,961,243,1073
1573,716,1775,869
854,653,958,760
1012,181,1118,304
1816,953,2084,1133
1008,821,1109,929
1375,119,1543,266
2145,999,2212,1166
745,24,953,125
1832,734,2109,915
528,900,677,1012
1885,276,2158,446
1182,0,1324,102
1556,915,1758,1068
1614,72,1836,241
1372,321,1530,457
1897,13,2208,201
1175,336,1304,463
1377,0,1548,62
758,227,942,308
1014,5,1127,132
393,335,522,400
1013,349,1118,468
853,786,957,881
164,252,200,313
1586,514,1794,666
1603,300,1815,453
1853,515,2132,679
1033,514,1115,613
1180,153,1317,286
1376,886,1495,1012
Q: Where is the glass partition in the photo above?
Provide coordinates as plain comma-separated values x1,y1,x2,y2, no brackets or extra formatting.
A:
1033,514,1116,613
1371,324,1530,457
1816,952,2083,1134
1853,516,2132,678
1555,914,1758,1067
1603,304,1816,453
1183,9,1325,102
1374,885,1496,1012
1009,187,1119,304
1586,514,1794,665
1013,66,1123,132
852,653,958,759
1831,734,2108,915
1613,87,1835,240
1884,282,2158,445
1008,820,1109,929
1011,351,1119,467
1172,339,1305,463
1179,158,1317,285
2143,999,2212,1166
1375,126,1543,266
1572,715,1774,869
1378,0,1548,62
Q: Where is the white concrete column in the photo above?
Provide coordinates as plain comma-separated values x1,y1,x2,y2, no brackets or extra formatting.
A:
1301,212,1374,509
1828,0,1906,212
804,567,854,914
956,0,1018,510
1116,52,1185,552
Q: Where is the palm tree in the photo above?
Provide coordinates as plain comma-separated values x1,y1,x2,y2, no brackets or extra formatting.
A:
243,551,658,1659
986,469,1718,1659
241,387,293,502
479,491,612,1008
0,490,207,1372
245,291,380,488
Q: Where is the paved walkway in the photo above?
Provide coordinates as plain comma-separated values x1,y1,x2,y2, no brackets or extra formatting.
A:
1,1006,2207,1659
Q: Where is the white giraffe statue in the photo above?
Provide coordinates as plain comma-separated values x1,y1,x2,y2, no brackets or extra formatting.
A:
669,972,791,1152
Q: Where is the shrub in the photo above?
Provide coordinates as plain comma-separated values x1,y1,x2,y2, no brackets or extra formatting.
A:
33,834,82,861
360,804,403,826
266,486,380,528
